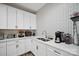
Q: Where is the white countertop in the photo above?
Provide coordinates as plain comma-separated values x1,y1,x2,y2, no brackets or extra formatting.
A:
34,36,79,56
1,36,79,55
46,40,79,56
0,36,35,43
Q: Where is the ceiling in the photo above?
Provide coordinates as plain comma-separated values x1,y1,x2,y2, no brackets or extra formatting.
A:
5,3,46,14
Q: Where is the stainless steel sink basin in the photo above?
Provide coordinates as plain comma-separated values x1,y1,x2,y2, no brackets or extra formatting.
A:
37,38,50,42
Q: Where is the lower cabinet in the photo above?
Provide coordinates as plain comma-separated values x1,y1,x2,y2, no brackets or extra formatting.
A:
46,45,74,56
32,39,46,56
36,42,46,56
0,38,76,56
16,39,25,55
7,40,16,56
46,46,61,56
31,39,38,55
25,38,32,52
32,39,75,56
0,42,6,56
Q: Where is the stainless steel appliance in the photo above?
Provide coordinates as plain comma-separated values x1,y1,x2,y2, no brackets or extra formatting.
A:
18,31,25,37
37,37,53,42
25,30,32,36
55,31,64,43
25,30,36,36
63,33,73,44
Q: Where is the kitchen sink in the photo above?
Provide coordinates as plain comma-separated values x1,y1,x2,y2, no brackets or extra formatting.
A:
37,38,51,42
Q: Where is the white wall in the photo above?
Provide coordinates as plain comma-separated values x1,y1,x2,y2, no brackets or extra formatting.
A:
36,3,79,39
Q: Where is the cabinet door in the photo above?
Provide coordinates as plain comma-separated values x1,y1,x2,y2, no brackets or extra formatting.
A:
0,4,7,29
46,48,60,56
30,14,37,29
23,11,30,29
0,42,6,56
36,42,46,56
25,38,32,52
7,6,16,29
53,47,74,56
16,39,25,55
31,40,46,56
46,46,61,56
7,41,16,56
46,45,74,56
31,39,38,56
16,9,23,29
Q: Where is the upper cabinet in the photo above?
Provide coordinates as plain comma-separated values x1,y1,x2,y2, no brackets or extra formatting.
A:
16,9,23,29
24,11,37,29
0,4,7,29
7,6,17,29
0,4,37,30
30,13,37,29
23,11,30,29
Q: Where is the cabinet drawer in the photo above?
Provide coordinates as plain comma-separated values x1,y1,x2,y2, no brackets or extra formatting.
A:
47,45,74,56
47,48,60,56
47,46,61,56
54,47,75,56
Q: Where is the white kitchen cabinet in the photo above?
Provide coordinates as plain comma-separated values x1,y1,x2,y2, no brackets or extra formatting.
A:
0,4,37,29
16,9,23,29
0,4,7,29
7,40,16,56
46,45,74,56
7,6,17,29
25,39,32,52
30,13,37,29
0,42,6,56
31,39,46,56
16,39,25,55
31,39,38,56
24,12,37,29
36,42,46,56
46,47,60,56
23,11,31,29
53,47,75,56
46,48,58,56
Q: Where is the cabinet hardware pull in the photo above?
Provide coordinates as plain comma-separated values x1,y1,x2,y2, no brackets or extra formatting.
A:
36,46,38,50
54,50,61,54
31,40,32,42
16,45,19,48
15,26,18,28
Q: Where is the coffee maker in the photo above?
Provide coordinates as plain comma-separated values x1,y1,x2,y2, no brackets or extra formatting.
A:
55,31,64,43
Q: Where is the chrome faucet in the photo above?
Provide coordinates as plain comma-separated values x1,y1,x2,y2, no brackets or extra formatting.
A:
42,31,48,38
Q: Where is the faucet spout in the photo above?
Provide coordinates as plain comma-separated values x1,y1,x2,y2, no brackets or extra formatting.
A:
42,30,48,38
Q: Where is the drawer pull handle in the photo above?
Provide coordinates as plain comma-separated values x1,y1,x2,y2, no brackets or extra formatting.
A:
36,46,38,50
54,50,61,54
16,45,19,48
